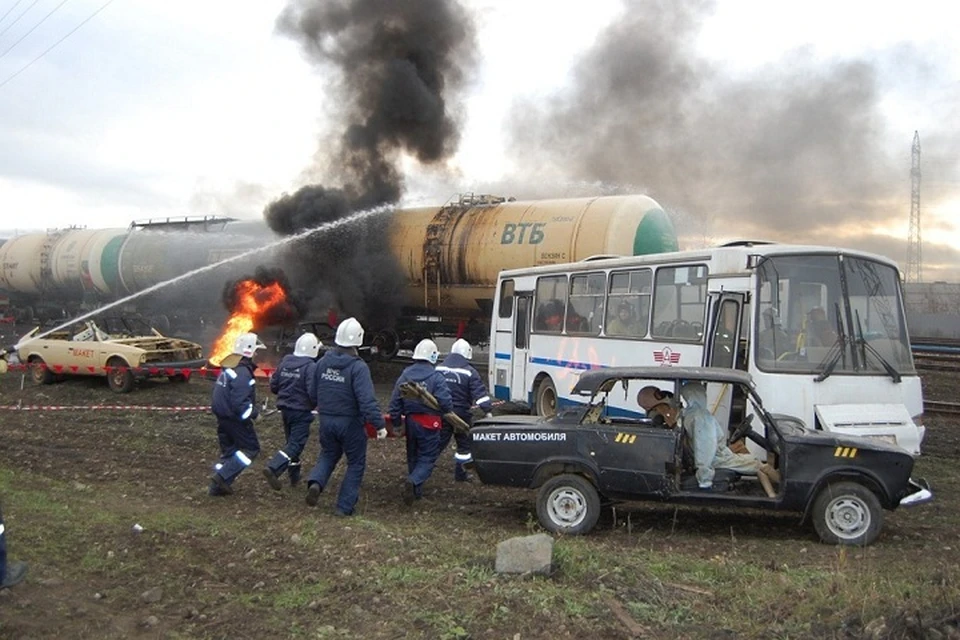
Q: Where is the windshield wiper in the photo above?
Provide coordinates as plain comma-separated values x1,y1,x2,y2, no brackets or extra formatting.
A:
854,311,901,383
813,336,845,382
814,303,848,383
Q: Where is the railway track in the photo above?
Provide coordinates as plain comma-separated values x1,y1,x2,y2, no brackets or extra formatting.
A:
925,401,960,416
913,352,960,373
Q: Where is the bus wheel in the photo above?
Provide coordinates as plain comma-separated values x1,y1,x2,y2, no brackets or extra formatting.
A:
534,378,558,418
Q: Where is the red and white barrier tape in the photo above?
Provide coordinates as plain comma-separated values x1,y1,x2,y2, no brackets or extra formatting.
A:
4,363,278,377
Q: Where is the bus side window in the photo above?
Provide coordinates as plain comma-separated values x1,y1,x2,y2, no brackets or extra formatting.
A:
605,269,650,338
499,279,515,318
534,275,567,333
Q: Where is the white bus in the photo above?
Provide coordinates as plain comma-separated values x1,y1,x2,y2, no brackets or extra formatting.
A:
488,242,924,454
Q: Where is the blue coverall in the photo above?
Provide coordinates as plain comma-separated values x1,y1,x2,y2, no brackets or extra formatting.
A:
436,352,493,480
209,356,260,494
265,354,317,486
305,348,384,515
388,361,453,498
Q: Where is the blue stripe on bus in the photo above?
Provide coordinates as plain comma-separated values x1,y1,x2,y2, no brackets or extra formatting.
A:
494,385,511,400
529,357,604,371
495,352,511,360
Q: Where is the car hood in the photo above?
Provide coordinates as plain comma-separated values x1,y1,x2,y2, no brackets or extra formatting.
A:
779,424,911,455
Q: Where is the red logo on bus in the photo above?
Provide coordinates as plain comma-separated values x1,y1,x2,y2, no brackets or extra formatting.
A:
653,347,681,366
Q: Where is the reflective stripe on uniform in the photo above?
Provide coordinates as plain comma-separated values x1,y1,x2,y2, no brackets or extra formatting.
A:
248,379,256,386
475,395,490,405
241,405,253,420
277,450,291,461
214,463,224,470
225,368,238,379
235,451,253,466
454,452,473,463
0,523,5,535
437,366,473,377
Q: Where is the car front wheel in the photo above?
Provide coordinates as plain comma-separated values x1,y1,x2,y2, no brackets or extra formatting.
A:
30,357,54,385
107,358,135,393
811,481,883,546
536,474,601,535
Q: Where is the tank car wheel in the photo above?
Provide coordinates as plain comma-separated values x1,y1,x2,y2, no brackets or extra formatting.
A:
372,329,400,360
30,357,54,385
533,377,558,418
811,481,883,546
536,474,601,535
107,358,135,393
168,374,188,383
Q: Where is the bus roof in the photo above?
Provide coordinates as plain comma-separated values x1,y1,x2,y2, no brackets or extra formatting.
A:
498,243,900,279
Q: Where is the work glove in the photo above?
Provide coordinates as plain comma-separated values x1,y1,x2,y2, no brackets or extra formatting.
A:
376,427,388,440
484,412,493,418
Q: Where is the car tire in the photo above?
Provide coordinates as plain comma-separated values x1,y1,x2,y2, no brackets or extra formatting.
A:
811,481,883,546
536,474,601,535
29,357,54,385
107,358,135,393
533,377,558,418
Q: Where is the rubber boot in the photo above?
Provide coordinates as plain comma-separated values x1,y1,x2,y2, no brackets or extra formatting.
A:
1,560,28,588
288,461,302,487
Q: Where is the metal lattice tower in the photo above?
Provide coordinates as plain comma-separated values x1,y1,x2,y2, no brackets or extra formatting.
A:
906,130,922,283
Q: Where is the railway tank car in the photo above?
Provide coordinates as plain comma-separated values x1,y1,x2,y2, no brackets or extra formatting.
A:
0,195,679,339
389,193,677,318
0,217,271,322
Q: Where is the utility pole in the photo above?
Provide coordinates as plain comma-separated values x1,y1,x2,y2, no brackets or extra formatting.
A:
906,130,922,283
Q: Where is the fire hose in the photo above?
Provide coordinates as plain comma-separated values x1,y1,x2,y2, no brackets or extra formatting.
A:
397,381,471,435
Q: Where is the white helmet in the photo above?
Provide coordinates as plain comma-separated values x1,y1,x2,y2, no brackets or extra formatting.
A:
294,332,321,358
451,338,472,360
233,332,266,358
335,317,364,347
413,338,439,364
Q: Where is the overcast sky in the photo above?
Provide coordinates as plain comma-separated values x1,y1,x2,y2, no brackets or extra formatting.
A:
1,0,958,280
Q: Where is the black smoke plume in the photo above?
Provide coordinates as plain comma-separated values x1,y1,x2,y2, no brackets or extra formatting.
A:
264,0,477,327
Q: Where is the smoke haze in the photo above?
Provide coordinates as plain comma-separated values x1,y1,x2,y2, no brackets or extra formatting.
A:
506,0,960,280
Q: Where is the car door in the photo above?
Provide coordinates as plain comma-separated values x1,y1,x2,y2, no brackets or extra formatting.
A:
587,421,680,499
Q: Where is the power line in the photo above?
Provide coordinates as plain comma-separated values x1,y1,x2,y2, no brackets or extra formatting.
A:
0,0,40,39
0,0,115,91
0,0,27,29
0,0,72,61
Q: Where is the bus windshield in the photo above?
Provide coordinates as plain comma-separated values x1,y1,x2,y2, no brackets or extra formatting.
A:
755,254,914,376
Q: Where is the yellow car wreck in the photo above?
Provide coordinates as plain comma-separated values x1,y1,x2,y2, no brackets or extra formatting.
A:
13,317,206,393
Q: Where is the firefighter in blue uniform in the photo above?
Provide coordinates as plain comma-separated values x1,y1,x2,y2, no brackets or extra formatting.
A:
208,332,264,496
389,339,453,505
304,318,386,516
436,339,493,482
263,332,321,490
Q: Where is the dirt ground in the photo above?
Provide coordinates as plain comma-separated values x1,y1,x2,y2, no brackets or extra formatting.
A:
0,354,958,639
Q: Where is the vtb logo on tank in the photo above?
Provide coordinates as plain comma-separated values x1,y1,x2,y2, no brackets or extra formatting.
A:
500,223,546,245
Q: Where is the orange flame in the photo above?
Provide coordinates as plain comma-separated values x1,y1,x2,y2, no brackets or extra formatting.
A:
209,280,288,366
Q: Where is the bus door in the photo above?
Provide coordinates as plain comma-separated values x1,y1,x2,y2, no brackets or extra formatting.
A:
703,293,746,431
511,294,533,402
